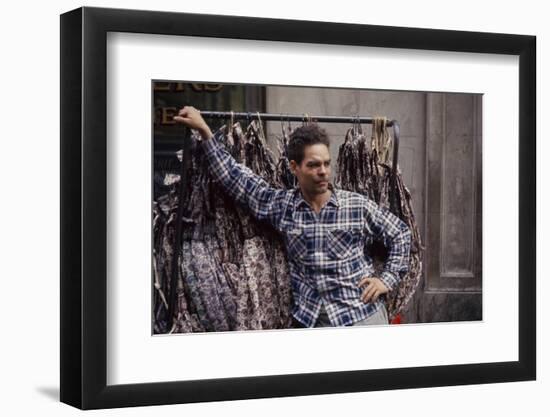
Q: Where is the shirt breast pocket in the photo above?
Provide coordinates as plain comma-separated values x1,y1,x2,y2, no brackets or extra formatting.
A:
326,228,363,260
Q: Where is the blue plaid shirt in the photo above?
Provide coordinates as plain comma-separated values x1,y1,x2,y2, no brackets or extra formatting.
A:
202,136,412,327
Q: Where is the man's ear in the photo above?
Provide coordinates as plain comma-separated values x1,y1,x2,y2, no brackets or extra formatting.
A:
289,160,297,174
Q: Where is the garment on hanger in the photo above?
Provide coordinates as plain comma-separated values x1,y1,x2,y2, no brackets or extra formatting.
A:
153,120,292,333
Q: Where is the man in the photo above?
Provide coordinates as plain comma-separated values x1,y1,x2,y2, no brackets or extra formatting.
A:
174,106,411,328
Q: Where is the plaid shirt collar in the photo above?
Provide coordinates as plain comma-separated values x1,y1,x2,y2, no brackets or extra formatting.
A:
293,183,340,210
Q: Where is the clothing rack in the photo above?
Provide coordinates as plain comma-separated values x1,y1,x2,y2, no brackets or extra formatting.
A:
198,111,400,181
199,111,397,126
166,111,401,322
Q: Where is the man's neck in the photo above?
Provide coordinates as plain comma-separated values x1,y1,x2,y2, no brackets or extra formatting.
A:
300,188,332,214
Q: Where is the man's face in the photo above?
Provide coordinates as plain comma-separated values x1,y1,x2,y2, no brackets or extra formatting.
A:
290,144,331,195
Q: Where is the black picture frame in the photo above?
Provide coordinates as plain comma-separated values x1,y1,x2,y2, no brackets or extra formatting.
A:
60,6,536,410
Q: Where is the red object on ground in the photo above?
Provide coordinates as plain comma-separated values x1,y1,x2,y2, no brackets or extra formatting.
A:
390,314,402,324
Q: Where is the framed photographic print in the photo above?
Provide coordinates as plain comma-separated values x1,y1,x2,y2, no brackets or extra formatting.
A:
60,6,536,410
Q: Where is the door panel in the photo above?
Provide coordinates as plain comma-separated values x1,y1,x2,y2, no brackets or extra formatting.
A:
403,92,482,323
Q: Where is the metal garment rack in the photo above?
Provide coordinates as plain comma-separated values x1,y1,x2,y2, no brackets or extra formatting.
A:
199,111,400,180
167,111,401,323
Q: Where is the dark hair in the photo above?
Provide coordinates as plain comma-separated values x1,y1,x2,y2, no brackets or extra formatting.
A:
287,124,330,165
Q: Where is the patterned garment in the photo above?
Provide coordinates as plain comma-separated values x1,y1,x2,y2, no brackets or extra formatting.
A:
271,237,293,328
242,236,280,329
182,241,212,331
202,133,412,328
190,239,230,331
221,262,250,330
205,235,238,330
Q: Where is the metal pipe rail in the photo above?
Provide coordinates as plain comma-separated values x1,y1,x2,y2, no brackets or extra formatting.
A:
198,111,400,193
198,110,396,127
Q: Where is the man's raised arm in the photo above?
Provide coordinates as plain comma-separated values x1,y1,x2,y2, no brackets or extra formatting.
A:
174,106,286,229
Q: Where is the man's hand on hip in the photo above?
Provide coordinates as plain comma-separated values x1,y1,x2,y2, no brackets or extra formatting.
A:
358,276,389,303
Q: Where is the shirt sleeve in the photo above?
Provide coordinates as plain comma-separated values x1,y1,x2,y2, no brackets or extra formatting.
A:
201,134,287,230
363,199,412,291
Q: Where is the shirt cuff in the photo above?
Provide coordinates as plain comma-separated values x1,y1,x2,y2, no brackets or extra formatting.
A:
201,134,221,156
379,271,399,292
